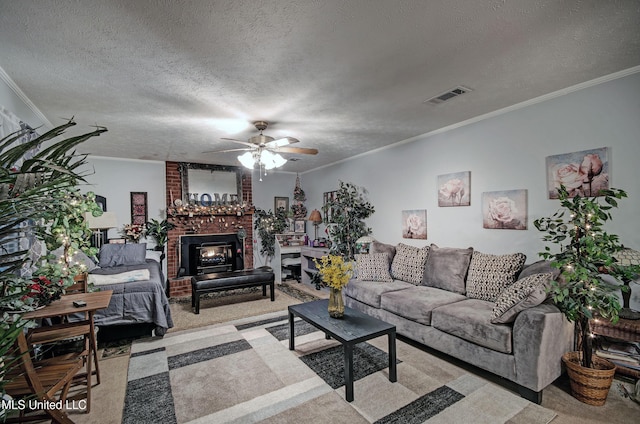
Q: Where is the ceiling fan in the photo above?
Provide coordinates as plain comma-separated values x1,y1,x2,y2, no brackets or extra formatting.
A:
205,121,318,177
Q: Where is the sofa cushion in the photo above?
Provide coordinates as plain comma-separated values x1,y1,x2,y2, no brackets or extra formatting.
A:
370,241,397,262
431,299,514,354
518,260,560,280
354,253,393,282
422,244,473,294
343,279,414,308
380,286,467,325
491,273,553,324
390,243,429,285
466,251,526,302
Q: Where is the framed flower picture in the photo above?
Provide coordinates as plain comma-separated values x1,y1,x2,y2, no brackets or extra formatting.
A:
402,209,427,239
546,147,609,199
438,171,470,207
482,189,527,230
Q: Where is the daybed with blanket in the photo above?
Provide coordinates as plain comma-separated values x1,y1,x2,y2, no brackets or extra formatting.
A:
86,243,173,337
344,241,574,404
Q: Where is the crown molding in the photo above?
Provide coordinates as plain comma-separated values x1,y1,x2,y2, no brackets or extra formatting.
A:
0,65,53,128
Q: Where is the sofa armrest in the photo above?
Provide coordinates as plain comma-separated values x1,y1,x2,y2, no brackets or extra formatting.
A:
512,303,574,392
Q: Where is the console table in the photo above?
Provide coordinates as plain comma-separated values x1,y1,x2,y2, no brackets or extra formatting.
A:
300,246,330,286
591,316,640,379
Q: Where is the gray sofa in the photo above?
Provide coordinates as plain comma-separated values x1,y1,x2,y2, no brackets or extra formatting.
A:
343,242,574,404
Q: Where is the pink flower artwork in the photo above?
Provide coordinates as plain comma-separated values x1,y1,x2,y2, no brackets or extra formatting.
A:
482,189,527,230
438,171,470,207
402,209,427,239
546,147,609,199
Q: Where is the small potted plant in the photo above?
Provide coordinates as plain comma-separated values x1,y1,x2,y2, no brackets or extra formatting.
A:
534,185,640,405
145,218,176,251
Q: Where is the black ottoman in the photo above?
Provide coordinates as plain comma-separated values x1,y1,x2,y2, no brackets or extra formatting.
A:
190,268,275,314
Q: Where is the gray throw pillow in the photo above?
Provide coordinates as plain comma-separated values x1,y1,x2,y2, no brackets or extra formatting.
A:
99,243,147,268
518,260,561,280
491,273,553,324
370,241,396,262
354,253,393,282
51,246,98,272
466,251,526,302
422,244,473,294
390,243,429,285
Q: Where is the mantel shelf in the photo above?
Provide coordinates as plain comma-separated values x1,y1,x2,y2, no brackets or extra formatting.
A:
167,206,255,218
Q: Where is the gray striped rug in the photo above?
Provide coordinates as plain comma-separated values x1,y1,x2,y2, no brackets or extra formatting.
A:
123,310,556,424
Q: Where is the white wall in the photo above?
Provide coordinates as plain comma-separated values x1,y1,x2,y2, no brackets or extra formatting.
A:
77,157,166,244
299,72,640,262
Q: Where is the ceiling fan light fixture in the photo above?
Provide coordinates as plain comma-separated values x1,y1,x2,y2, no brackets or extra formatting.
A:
238,151,255,169
259,150,287,170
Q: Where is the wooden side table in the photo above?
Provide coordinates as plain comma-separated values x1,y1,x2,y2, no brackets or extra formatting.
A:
591,316,640,379
23,290,113,412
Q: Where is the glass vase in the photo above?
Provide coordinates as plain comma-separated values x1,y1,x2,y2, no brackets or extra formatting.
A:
328,287,345,319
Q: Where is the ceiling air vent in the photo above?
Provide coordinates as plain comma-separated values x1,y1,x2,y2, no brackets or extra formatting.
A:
424,86,472,105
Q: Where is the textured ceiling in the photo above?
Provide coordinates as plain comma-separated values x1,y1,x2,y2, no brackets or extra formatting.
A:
1,0,639,172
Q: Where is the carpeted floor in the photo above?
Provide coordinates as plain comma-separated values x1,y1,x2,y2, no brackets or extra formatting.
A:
56,283,639,424
123,312,558,423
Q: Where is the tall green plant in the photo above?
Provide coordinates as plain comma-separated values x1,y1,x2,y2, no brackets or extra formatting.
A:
534,185,640,369
0,120,106,397
253,208,288,260
323,181,375,259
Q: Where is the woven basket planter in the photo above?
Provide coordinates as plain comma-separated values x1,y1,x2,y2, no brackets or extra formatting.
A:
562,351,616,406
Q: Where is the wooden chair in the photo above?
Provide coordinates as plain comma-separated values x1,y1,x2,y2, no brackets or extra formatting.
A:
4,331,83,423
26,273,100,412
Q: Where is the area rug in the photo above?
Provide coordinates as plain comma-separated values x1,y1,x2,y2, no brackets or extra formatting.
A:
123,311,556,424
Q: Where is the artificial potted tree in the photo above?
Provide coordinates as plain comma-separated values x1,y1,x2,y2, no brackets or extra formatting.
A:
534,185,640,405
253,207,288,264
322,181,375,260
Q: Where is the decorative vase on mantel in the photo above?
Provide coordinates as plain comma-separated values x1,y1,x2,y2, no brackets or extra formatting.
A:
328,287,345,319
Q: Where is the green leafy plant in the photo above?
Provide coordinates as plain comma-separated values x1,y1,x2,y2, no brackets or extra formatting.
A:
534,185,640,369
253,208,288,260
0,119,106,397
322,181,375,259
146,218,176,249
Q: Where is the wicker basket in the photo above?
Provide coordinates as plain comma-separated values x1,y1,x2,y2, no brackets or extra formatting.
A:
562,351,616,406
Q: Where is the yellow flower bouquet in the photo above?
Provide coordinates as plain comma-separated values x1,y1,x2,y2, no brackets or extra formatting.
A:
313,255,353,290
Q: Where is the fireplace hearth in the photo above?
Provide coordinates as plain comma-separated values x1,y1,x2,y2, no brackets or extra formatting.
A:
178,233,244,277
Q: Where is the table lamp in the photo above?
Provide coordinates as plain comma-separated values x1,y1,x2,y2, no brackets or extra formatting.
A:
84,212,117,248
307,209,322,241
613,248,640,320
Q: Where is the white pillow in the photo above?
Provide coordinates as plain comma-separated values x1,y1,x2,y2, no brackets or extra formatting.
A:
88,269,150,286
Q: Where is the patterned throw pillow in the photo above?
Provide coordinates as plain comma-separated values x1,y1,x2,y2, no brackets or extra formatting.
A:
466,251,526,302
491,273,553,324
354,253,393,282
390,243,429,285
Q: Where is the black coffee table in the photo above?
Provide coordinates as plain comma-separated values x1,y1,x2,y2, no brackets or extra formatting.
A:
288,299,397,402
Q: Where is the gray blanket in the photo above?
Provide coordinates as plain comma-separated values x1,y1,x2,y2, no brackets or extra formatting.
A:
90,259,174,336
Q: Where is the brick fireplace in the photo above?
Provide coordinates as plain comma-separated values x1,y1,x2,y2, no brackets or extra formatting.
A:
165,161,254,298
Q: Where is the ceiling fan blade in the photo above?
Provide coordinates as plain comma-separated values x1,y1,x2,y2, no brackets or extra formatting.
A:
265,137,299,148
277,146,318,155
202,147,252,154
221,137,256,148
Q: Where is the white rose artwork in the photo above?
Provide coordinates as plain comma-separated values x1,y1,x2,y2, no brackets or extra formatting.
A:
482,189,527,230
437,171,471,207
402,209,427,239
